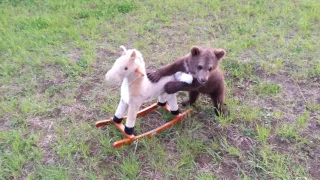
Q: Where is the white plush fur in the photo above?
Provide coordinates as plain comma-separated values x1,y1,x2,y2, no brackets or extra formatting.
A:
105,46,192,129
120,78,130,104
174,72,193,84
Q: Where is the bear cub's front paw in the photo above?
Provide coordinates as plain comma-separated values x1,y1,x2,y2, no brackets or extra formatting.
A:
147,71,162,83
165,82,180,94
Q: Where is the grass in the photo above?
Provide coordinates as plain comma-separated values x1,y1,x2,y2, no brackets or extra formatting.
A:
276,123,298,141
252,80,281,96
117,154,141,179
256,124,271,146
1,0,319,179
296,110,311,128
0,129,42,178
32,165,69,180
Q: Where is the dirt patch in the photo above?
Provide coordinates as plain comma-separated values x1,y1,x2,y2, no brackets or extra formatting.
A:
41,151,56,165
307,117,320,132
28,117,54,131
163,138,179,154
140,170,166,180
270,136,291,153
75,83,94,101
60,103,101,123
267,74,318,113
139,110,167,133
39,134,53,149
17,162,36,180
38,66,67,94
0,119,10,131
97,155,122,179
237,136,255,152
27,117,57,165
309,160,320,178
215,160,238,179
61,103,86,115
99,47,120,57
89,141,100,156
40,80,56,93
238,50,260,63
67,48,82,63
252,70,320,179
195,154,214,173
92,47,119,77
39,134,57,165
71,47,117,104
225,126,255,153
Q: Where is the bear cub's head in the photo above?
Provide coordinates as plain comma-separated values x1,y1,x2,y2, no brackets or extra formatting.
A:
187,46,226,84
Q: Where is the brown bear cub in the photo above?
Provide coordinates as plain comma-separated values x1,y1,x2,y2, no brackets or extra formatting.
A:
147,46,227,116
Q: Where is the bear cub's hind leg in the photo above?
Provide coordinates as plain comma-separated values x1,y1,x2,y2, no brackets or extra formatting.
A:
182,90,200,107
210,92,226,116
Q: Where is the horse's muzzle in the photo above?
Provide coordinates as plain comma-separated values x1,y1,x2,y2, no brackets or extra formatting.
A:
105,70,119,85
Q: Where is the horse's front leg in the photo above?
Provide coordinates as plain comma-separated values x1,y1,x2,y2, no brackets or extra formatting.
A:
124,103,142,135
113,99,128,123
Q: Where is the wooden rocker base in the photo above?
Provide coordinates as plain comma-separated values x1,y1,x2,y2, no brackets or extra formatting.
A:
95,102,192,148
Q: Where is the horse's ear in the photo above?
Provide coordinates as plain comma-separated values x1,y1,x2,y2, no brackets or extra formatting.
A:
130,50,136,59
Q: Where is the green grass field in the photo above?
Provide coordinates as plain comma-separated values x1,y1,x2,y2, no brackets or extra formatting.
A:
1,0,319,179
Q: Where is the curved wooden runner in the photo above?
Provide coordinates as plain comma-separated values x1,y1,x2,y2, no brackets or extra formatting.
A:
95,102,192,148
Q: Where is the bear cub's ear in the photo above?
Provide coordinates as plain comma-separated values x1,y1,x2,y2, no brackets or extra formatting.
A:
214,49,226,60
191,46,201,56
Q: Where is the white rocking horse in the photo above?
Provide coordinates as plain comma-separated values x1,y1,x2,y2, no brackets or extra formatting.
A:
95,46,192,148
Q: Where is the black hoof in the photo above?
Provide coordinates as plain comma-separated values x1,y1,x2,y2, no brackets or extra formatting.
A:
124,126,134,135
171,109,180,115
113,115,123,124
157,101,167,106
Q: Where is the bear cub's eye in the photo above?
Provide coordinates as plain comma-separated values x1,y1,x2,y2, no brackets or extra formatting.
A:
208,67,212,71
197,65,203,70
124,67,128,70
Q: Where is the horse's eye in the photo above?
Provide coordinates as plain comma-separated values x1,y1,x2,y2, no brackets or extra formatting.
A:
124,67,128,70
208,67,212,71
197,65,202,70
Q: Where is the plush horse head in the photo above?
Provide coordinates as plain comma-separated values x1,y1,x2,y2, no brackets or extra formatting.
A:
105,46,145,85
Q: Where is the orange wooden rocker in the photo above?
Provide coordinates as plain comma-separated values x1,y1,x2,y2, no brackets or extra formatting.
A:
96,102,192,148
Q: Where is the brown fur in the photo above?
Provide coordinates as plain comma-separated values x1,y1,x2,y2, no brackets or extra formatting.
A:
147,46,227,116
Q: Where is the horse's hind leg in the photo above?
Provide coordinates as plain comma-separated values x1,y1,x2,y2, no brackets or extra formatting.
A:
113,99,128,123
157,94,167,106
166,94,180,115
